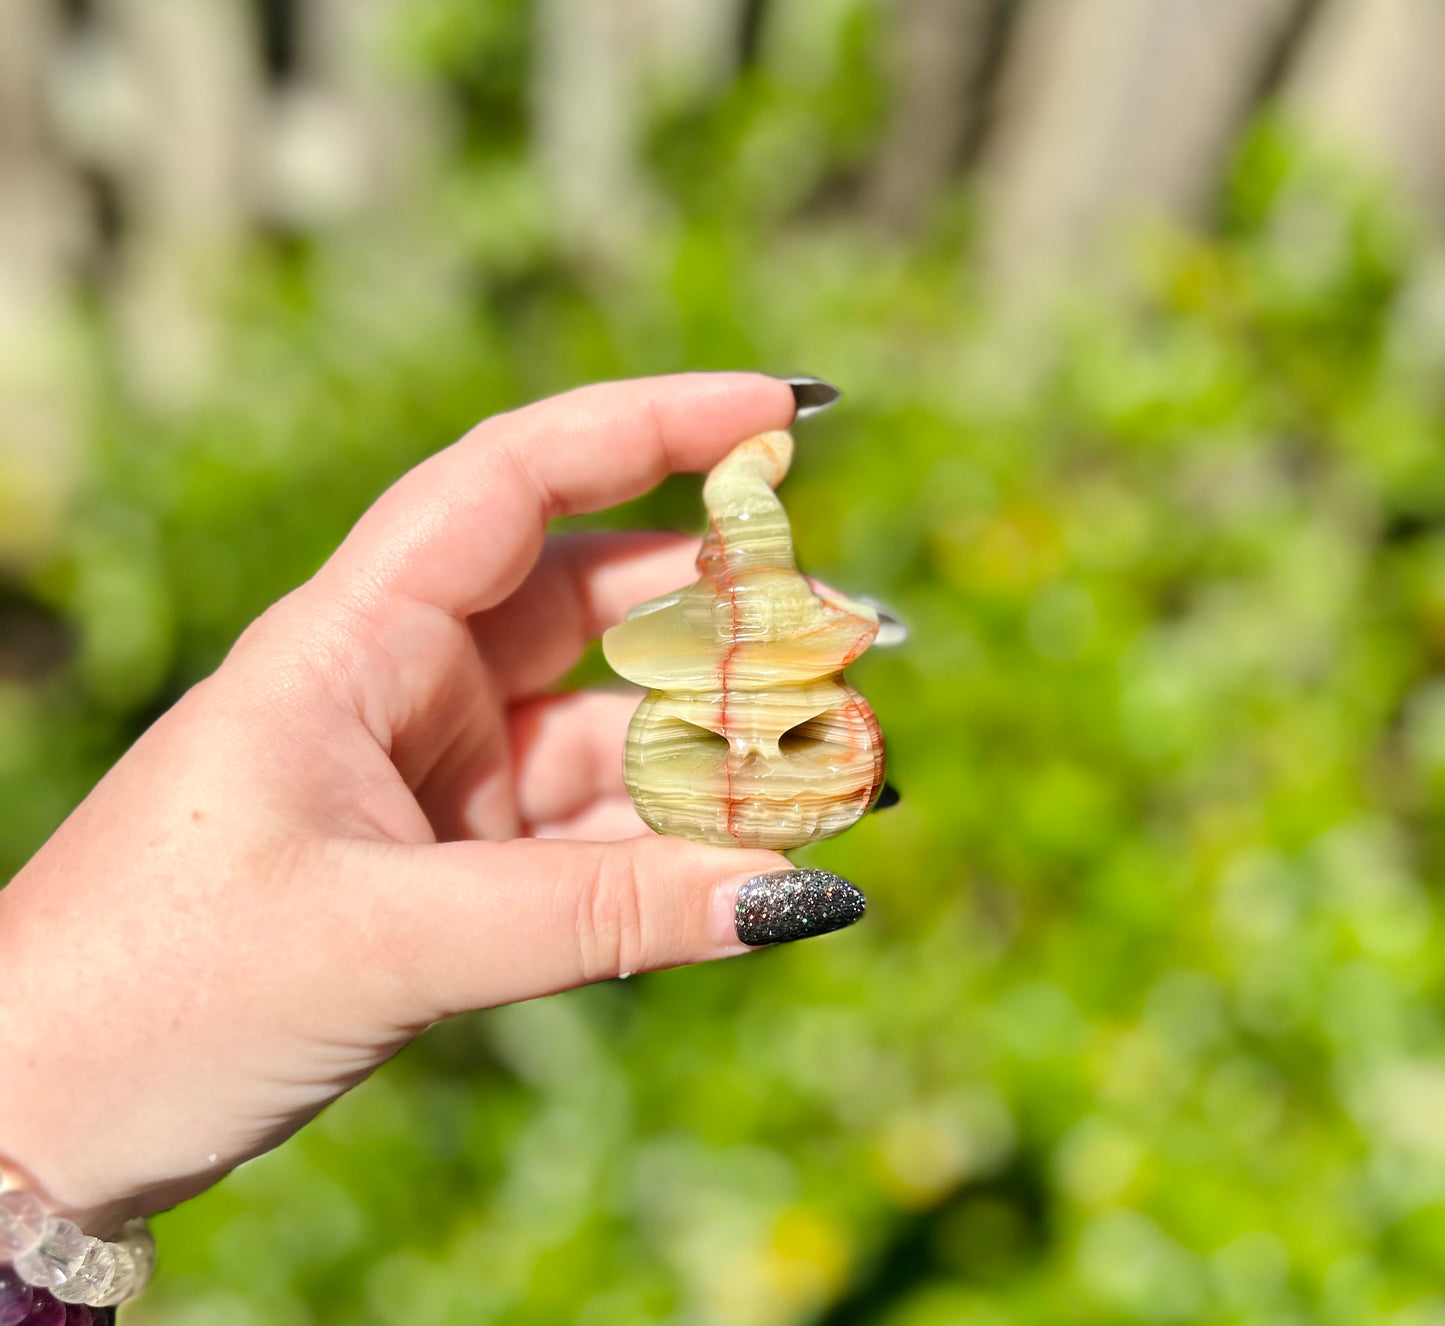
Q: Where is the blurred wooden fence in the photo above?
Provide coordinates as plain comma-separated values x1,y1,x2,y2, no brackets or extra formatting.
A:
3,0,1445,566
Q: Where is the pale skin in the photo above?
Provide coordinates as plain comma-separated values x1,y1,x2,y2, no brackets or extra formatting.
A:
0,373,802,1236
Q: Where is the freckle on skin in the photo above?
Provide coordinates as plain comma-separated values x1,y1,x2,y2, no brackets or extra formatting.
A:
191,810,204,823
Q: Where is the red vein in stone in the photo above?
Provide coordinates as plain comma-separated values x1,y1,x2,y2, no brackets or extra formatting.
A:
722,582,740,839
702,518,742,840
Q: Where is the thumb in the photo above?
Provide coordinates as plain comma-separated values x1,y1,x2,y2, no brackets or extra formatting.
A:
362,835,867,1019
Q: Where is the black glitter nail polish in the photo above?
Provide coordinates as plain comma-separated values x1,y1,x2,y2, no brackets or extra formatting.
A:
734,868,866,946
781,376,842,420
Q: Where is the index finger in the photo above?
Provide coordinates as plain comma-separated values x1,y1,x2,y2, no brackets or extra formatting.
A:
321,373,795,619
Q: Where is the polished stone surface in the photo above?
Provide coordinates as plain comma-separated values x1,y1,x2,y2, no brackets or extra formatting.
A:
604,431,886,849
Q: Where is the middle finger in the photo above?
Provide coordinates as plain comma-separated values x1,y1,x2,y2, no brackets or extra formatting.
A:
473,531,699,697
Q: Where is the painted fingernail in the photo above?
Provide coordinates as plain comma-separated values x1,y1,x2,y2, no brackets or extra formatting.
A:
858,597,908,647
733,868,865,946
781,376,842,420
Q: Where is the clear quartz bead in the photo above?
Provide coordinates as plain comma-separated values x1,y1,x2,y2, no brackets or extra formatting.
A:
121,1220,154,1290
93,1221,153,1308
13,1219,84,1291
0,1192,46,1261
51,1240,113,1306
92,1246,134,1308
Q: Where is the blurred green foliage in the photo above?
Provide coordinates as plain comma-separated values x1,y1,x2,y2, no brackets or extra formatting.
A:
7,3,1445,1324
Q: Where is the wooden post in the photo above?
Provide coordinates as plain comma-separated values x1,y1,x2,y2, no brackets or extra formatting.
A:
532,0,747,270
978,0,1303,297
533,0,657,268
866,0,1000,233
262,0,441,227
1286,0,1445,226
102,0,261,407
0,0,88,566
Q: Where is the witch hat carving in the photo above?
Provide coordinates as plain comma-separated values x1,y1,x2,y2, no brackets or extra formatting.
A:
603,431,887,850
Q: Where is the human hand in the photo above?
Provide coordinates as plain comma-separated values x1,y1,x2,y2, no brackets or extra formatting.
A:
0,374,865,1234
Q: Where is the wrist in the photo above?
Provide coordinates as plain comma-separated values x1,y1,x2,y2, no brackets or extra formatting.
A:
0,882,157,1238
0,1159,155,1315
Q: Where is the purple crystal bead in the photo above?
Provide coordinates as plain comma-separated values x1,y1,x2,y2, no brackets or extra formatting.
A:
60,1306,91,1326
19,1293,64,1326
0,1265,33,1326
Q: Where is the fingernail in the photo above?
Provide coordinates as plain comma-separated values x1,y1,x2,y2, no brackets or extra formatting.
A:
781,376,842,420
859,597,908,647
727,868,866,946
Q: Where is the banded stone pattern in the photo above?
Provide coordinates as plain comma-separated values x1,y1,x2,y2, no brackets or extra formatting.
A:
603,431,886,850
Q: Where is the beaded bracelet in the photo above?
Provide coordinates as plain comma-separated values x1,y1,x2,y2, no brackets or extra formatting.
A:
0,1265,114,1326
0,1176,153,1320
